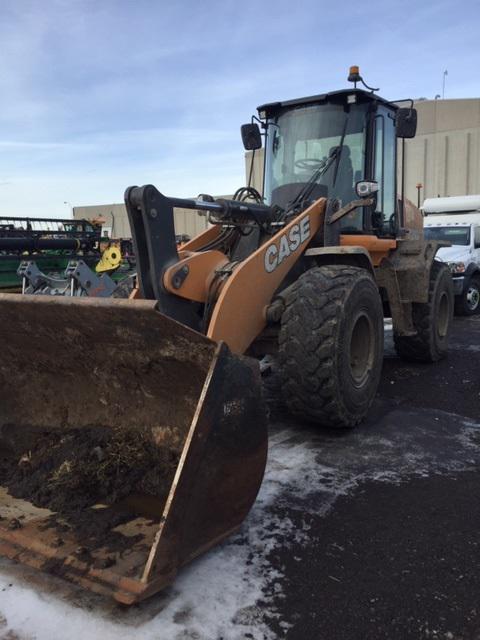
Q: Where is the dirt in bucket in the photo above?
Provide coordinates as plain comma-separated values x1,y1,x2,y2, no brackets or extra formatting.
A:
0,425,183,553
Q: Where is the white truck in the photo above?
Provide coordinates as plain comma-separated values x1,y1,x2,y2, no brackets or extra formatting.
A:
423,196,480,315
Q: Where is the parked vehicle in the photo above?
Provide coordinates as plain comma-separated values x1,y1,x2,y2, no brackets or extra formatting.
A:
423,195,480,218
424,211,480,315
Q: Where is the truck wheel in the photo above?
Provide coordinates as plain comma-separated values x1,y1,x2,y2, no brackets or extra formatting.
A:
394,261,453,362
454,275,480,316
278,265,384,428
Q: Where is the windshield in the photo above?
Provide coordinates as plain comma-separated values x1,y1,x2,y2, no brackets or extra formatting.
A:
424,226,471,246
264,101,368,227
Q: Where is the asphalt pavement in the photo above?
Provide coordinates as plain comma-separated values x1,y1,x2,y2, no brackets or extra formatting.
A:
265,315,480,640
0,315,479,640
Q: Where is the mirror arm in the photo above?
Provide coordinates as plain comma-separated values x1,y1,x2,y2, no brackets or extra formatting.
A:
251,114,266,130
327,198,374,225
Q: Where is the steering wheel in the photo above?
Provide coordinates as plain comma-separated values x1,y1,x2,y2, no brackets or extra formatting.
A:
294,158,325,171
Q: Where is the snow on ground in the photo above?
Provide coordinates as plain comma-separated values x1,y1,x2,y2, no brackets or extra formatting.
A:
1,412,479,640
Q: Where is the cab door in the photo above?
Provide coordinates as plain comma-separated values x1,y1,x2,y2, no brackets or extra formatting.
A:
372,106,397,237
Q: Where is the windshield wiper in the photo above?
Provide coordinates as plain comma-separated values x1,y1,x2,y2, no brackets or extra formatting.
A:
284,115,350,217
332,116,349,187
285,150,338,216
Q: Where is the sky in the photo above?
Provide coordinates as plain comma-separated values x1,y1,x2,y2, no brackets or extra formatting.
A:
0,0,479,217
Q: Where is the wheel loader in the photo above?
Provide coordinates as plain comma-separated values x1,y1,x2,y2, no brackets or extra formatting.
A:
0,68,453,603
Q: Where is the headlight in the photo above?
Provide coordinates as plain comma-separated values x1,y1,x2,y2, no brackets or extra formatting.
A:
448,262,466,274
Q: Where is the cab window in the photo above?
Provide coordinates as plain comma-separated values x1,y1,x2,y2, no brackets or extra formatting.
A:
373,108,396,234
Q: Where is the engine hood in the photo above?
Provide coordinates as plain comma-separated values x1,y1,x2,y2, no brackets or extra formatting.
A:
435,246,471,263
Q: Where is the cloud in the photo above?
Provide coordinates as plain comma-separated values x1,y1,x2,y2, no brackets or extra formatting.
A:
0,0,478,215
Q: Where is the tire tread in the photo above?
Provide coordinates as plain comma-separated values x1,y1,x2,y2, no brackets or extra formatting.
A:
393,261,453,362
278,265,383,428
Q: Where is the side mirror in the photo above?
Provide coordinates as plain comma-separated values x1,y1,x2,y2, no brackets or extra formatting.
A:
241,123,262,150
355,181,379,198
396,108,417,138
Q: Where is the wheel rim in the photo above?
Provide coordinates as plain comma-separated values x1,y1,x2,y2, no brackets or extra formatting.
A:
437,292,450,337
349,312,375,387
466,285,480,311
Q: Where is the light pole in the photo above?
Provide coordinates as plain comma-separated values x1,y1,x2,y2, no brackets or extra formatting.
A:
63,201,73,217
416,183,423,209
442,70,448,99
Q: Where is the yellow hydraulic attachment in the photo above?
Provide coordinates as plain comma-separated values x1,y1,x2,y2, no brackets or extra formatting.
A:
96,245,122,273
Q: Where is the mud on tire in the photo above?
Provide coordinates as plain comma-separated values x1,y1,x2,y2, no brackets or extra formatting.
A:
394,261,454,362
278,265,384,428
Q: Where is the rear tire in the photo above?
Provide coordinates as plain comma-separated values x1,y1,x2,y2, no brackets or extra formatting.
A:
454,275,480,316
394,261,453,362
278,266,384,428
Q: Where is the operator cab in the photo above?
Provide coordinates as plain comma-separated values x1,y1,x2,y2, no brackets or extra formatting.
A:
242,69,417,239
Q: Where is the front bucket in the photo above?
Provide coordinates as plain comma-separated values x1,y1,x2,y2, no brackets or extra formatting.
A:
0,294,267,604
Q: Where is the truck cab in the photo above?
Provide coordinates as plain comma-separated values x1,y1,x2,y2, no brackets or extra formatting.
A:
423,196,480,314
258,88,401,239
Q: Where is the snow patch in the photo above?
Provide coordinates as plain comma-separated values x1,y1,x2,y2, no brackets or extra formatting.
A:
1,413,480,639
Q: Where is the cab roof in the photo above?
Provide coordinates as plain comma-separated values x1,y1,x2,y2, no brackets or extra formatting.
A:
257,88,396,117
423,195,480,214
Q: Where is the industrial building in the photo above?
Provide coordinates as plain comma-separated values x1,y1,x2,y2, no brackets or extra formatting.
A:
73,97,480,237
73,201,209,240
401,97,480,202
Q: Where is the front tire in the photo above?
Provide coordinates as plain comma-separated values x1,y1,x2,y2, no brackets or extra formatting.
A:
454,275,480,316
394,261,454,362
278,266,384,428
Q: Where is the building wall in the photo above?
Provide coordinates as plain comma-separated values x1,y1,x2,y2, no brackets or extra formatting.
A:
245,149,264,195
73,203,209,240
245,98,480,205
401,98,480,202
